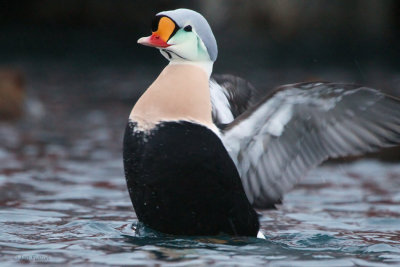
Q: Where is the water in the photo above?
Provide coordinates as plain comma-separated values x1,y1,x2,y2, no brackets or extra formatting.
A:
1,63,400,266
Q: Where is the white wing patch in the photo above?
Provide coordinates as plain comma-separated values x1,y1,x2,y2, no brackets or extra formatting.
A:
261,102,293,137
209,80,234,124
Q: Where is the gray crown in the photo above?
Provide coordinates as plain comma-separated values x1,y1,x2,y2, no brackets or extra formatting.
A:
157,8,218,62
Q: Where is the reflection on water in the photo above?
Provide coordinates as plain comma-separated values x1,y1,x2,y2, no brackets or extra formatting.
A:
0,64,400,266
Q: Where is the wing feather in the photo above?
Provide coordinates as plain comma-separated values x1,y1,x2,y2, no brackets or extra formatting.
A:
210,74,258,126
222,82,400,208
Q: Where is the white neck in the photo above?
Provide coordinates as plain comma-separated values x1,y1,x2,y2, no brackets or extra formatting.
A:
168,60,214,78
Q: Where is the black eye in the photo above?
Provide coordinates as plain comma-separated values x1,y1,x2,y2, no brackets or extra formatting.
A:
184,25,192,32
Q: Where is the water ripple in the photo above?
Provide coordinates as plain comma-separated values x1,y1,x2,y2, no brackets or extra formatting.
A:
1,66,400,265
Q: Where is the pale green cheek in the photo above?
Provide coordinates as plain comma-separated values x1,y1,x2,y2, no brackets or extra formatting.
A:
168,30,210,61
196,36,210,60
170,30,189,43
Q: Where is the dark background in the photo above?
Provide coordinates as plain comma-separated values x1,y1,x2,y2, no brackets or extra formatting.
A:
0,0,399,159
1,0,399,74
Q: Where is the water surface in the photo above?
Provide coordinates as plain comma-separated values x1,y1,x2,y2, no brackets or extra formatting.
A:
1,64,400,266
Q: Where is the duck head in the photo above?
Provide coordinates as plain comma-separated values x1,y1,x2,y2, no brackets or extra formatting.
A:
138,9,218,74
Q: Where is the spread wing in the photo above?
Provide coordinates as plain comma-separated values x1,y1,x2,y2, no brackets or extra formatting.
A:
222,82,400,209
210,74,258,126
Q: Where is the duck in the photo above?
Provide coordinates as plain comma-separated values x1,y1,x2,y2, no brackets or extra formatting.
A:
123,8,400,237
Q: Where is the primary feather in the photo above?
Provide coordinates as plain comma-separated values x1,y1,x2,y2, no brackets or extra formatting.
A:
213,81,400,208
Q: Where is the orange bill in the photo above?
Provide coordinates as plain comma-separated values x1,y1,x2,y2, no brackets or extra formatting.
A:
138,17,176,48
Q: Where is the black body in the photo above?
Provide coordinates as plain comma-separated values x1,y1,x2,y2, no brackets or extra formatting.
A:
123,121,259,236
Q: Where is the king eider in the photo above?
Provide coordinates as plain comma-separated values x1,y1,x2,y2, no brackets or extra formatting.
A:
123,8,400,237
